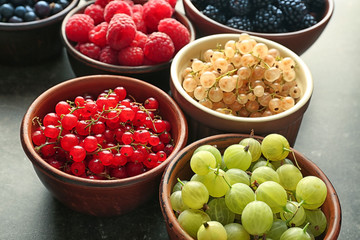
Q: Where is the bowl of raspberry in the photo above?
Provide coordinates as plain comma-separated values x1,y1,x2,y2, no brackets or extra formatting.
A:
170,33,313,146
182,0,334,55
20,74,188,216
0,0,80,65
61,0,195,91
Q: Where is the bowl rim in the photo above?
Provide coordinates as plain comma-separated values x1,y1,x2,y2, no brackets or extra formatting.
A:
170,33,314,123
0,0,80,30
159,133,342,240
182,0,335,37
60,0,196,74
20,74,188,187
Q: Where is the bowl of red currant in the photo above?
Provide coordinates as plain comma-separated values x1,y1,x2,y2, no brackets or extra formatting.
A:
170,33,313,146
182,0,334,55
0,0,80,65
20,74,188,216
159,133,341,240
60,0,195,91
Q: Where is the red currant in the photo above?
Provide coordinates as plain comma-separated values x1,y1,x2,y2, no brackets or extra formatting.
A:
114,86,127,101
43,112,60,126
70,145,86,162
55,101,71,116
60,133,79,151
71,161,86,176
61,113,78,130
88,157,104,174
82,135,98,152
144,97,159,111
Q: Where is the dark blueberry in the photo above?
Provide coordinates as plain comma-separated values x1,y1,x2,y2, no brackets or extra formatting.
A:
253,4,284,33
228,0,252,16
226,16,254,32
24,10,36,21
9,0,26,6
14,5,26,18
57,0,69,9
25,0,35,7
34,0,50,18
277,0,308,30
25,5,33,12
50,2,63,15
201,5,227,24
0,3,14,19
9,15,23,22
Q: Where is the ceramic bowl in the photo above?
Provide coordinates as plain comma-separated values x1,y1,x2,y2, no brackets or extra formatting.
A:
170,33,313,146
0,0,80,65
61,1,196,91
20,75,188,216
182,0,334,55
159,133,341,240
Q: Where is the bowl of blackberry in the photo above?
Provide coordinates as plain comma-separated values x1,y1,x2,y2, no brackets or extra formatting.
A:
183,0,334,55
0,0,80,64
61,0,195,91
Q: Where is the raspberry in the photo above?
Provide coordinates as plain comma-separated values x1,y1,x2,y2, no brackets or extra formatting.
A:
118,46,144,66
104,0,133,22
107,13,136,50
164,0,177,8
130,31,148,49
143,0,173,33
65,14,94,43
78,42,101,60
99,46,119,65
158,18,190,52
84,3,104,25
143,32,174,64
89,22,108,47
94,0,110,8
132,4,143,14
132,11,147,33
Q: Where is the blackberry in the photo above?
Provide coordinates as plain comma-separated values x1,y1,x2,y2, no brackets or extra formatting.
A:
190,0,208,11
304,0,325,12
228,0,252,16
253,4,284,33
208,0,229,11
301,13,317,29
201,5,227,24
277,0,308,29
226,16,254,32
253,0,274,9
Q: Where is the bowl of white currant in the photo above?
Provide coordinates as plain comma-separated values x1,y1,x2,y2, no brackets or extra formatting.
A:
159,133,341,240
170,33,313,146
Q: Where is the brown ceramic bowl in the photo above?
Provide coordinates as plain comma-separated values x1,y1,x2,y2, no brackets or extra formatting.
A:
61,1,196,91
170,33,313,146
182,0,334,55
159,133,341,240
20,75,188,216
0,0,80,65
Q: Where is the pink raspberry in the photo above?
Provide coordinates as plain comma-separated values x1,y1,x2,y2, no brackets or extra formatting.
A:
118,46,144,66
84,3,104,25
132,12,147,33
89,22,108,48
99,46,119,65
164,0,177,8
143,32,174,63
132,4,143,15
158,18,190,52
104,0,133,22
143,0,173,33
78,42,101,60
94,0,110,8
107,13,136,50
65,14,94,43
130,31,148,49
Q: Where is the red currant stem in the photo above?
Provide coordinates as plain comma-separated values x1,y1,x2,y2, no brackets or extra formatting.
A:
216,68,238,82
34,141,57,152
290,150,301,171
68,105,84,114
32,116,42,128
85,109,106,129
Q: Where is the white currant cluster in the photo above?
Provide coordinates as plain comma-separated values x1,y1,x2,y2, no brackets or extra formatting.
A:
181,34,301,117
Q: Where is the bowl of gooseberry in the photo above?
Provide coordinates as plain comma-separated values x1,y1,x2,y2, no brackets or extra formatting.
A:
60,0,195,91
182,0,334,55
0,0,80,65
20,74,188,216
159,133,341,239
170,33,313,146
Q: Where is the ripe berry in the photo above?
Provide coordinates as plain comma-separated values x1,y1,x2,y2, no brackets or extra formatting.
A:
60,133,79,151
158,18,191,52
89,22,108,48
126,162,145,177
84,3,104,25
143,0,173,32
70,145,86,162
103,0,132,22
71,161,86,176
43,112,60,126
143,32,175,63
110,166,127,179
118,46,144,66
65,14,95,43
107,13,136,50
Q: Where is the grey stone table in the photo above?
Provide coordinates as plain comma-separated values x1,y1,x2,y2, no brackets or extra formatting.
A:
0,0,359,239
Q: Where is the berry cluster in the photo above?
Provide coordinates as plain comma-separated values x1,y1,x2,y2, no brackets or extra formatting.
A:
191,0,325,33
0,0,69,23
65,0,191,66
181,34,301,118
31,86,175,180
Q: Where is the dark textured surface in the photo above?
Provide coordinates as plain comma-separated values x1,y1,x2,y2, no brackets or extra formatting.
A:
0,0,359,239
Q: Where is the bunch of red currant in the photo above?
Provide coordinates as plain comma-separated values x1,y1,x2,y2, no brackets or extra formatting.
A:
31,86,174,180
